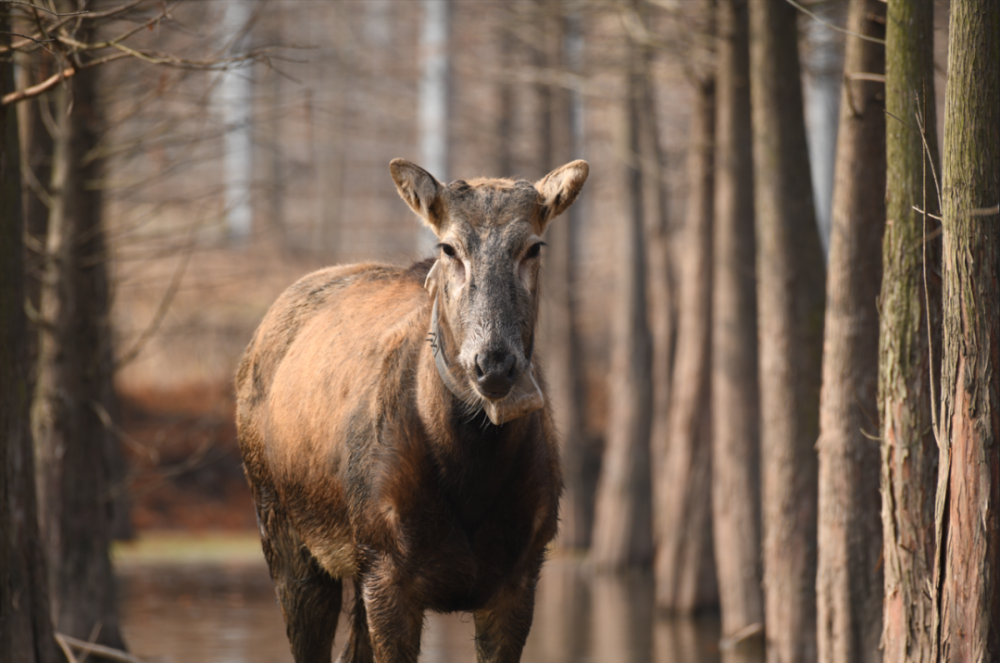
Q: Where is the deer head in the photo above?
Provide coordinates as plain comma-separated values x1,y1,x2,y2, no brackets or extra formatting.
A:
391,158,589,425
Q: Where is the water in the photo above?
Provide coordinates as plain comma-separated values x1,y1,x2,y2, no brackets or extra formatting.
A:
118,557,744,663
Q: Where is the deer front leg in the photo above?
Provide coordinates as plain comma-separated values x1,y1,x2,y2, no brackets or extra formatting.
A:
359,556,424,663
473,568,540,663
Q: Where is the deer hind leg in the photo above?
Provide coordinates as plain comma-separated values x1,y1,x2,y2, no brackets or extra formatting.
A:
254,484,343,663
335,583,374,663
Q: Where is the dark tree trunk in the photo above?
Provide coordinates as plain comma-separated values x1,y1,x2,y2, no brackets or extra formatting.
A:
1,32,60,663
710,0,763,641
748,0,827,660
30,64,126,649
815,2,886,661
654,74,718,613
879,0,941,660
934,0,999,659
589,22,654,570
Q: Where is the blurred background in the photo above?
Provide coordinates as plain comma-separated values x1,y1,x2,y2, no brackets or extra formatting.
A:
3,0,965,662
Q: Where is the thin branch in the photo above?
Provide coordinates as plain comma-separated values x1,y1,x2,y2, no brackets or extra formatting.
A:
847,72,886,83
970,204,998,217
0,52,128,105
912,205,943,221
785,0,886,44
114,233,195,370
4,1,88,17
55,634,148,663
54,633,78,663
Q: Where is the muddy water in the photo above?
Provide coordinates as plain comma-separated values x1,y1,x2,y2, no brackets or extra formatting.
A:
118,558,756,663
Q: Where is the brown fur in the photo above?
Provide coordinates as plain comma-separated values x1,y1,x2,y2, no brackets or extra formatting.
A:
236,159,588,663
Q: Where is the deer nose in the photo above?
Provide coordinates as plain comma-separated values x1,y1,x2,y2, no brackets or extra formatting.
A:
474,350,518,399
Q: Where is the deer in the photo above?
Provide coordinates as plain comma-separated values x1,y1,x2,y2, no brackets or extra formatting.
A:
235,157,589,663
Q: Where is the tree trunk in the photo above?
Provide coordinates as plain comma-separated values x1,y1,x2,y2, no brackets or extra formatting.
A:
643,0,678,586
220,0,254,244
589,33,654,570
654,75,718,613
711,0,763,641
934,0,999,658
879,0,941,660
418,0,451,255
748,1,826,660
534,3,591,552
1,35,60,663
31,66,126,649
815,2,886,662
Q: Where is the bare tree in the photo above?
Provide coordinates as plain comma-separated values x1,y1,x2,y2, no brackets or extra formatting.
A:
589,2,654,570
530,0,592,552
879,0,941,659
418,0,451,256
31,56,126,648
934,0,999,658
711,0,763,642
748,0,826,659
654,54,718,612
815,2,886,662
1,23,60,661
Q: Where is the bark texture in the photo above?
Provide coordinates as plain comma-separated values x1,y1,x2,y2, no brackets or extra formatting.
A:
30,67,125,649
748,0,826,660
815,2,886,661
710,0,763,639
934,0,1000,659
1,37,60,663
654,75,718,613
879,0,941,660
589,39,654,570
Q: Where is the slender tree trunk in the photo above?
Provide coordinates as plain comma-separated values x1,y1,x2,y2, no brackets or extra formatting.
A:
643,0,678,579
654,74,718,613
31,65,126,649
879,0,941,661
748,1,826,660
711,0,763,641
418,0,450,255
934,0,999,659
535,2,591,552
589,31,654,570
495,21,514,178
2,35,60,663
815,2,886,662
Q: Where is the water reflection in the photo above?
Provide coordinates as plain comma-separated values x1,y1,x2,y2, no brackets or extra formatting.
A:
118,557,751,663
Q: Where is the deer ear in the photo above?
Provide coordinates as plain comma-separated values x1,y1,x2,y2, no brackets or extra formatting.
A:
390,159,446,234
534,159,589,229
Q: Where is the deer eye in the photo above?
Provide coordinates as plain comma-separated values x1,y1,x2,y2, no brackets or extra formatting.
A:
525,242,545,259
438,243,457,258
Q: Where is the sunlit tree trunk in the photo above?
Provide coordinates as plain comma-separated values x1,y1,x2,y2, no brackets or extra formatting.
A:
654,73,718,613
589,21,654,570
879,0,941,660
1,33,59,663
815,2,886,662
711,0,763,641
748,0,826,660
418,0,450,255
934,0,999,658
31,63,126,649
220,0,254,244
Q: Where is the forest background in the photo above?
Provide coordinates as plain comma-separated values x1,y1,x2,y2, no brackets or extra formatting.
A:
1,0,997,662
